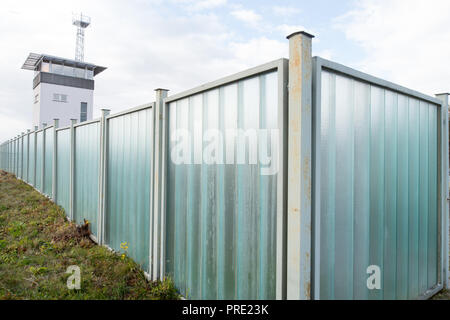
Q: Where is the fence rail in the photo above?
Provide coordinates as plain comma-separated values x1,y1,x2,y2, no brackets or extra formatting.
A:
0,31,448,300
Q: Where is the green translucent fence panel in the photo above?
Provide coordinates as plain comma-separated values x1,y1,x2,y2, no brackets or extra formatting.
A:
28,134,35,185
105,108,153,272
17,137,22,179
0,144,5,170
74,122,100,236
319,70,439,300
166,71,279,299
13,139,17,176
35,131,43,192
56,129,71,216
44,128,53,197
22,135,28,181
10,141,14,173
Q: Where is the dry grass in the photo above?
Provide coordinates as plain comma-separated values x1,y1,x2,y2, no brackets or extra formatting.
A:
0,170,179,300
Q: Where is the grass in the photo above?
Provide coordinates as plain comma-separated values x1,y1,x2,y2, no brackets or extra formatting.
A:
432,289,450,300
0,170,179,300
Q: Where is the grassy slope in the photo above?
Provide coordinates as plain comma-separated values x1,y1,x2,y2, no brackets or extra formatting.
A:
0,171,178,300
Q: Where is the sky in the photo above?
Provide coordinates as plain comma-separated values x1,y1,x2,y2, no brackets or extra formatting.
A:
1,0,450,141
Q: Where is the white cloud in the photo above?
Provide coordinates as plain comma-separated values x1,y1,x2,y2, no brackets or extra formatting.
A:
0,0,292,142
335,0,450,95
171,0,227,11
272,5,301,17
230,37,288,66
316,49,333,60
230,9,262,28
276,24,312,37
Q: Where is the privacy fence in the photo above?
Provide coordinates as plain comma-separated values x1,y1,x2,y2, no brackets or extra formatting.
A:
0,31,448,300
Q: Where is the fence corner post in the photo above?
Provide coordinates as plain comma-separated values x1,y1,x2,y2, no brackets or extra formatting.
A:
98,109,110,245
435,93,449,289
52,119,59,202
286,30,314,300
69,119,77,222
152,88,169,281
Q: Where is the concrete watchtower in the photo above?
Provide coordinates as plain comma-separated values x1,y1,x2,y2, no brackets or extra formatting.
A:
21,53,106,129
21,13,106,129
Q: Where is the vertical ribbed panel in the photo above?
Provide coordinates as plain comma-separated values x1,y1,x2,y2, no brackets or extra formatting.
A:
28,134,35,185
22,135,28,182
0,144,6,170
319,70,439,300
56,129,71,215
17,137,22,179
44,128,53,197
106,108,153,271
35,131,43,192
166,71,279,299
74,122,100,236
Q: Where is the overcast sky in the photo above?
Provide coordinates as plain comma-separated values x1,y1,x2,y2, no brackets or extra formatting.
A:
1,0,449,141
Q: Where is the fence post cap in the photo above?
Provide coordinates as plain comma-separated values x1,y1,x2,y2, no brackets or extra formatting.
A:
286,30,315,40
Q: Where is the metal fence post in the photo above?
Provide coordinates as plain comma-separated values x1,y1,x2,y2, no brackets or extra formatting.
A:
52,119,59,202
152,88,169,281
286,31,314,300
69,119,77,221
436,93,449,289
98,109,110,245
159,94,170,282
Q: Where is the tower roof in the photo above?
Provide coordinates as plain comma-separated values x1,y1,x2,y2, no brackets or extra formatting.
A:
21,53,106,76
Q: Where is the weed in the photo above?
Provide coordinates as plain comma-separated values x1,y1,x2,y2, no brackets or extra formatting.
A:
0,170,179,300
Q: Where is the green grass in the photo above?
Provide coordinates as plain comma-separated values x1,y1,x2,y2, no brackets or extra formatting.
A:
0,170,179,300
432,289,450,300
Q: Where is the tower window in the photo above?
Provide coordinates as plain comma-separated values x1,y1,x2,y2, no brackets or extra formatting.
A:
80,102,87,122
53,93,68,103
34,94,39,104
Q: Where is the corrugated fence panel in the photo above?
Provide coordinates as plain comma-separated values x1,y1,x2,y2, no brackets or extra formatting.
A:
0,143,6,170
35,131,43,192
22,135,29,182
318,69,439,300
44,127,53,197
166,70,279,299
74,122,100,236
56,129,71,215
28,133,35,186
17,137,22,179
105,107,153,272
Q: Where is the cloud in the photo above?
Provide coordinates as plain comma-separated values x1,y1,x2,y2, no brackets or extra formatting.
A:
335,0,450,95
171,0,227,11
275,24,312,37
230,9,262,28
0,0,292,142
272,5,301,17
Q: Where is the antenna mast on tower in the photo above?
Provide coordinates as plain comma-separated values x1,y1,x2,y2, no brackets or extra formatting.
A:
72,13,91,62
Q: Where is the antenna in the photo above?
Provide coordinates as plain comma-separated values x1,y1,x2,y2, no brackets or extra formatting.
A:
72,13,91,62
